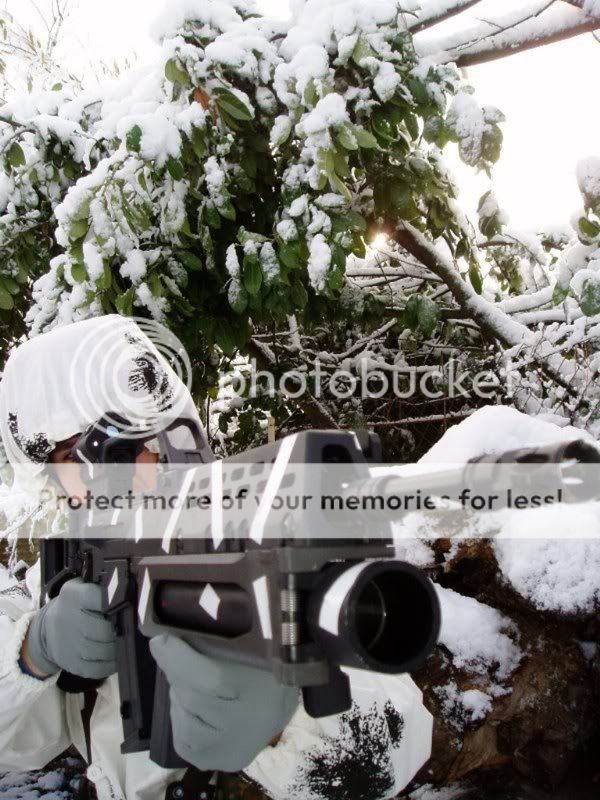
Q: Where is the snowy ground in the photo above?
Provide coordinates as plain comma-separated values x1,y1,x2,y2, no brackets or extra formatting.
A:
0,754,85,800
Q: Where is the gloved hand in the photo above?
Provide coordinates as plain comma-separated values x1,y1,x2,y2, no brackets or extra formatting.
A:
25,578,117,679
150,635,299,773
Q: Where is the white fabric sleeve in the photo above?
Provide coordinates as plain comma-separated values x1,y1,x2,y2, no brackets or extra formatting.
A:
0,591,71,770
243,669,433,800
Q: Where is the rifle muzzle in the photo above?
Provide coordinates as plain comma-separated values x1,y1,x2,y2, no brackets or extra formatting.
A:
308,560,441,675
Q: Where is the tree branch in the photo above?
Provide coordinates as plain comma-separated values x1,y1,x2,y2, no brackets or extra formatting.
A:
416,2,600,67
393,223,583,397
407,0,484,34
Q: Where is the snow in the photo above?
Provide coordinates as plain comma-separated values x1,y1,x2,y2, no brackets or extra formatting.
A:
204,156,226,195
0,756,84,800
276,219,298,242
135,282,167,319
0,564,10,591
259,242,280,283
494,526,600,615
410,786,467,800
274,45,330,105
583,0,600,15
120,250,147,283
420,405,592,465
225,244,241,277
415,2,594,67
298,93,348,135
82,242,105,282
446,91,500,167
436,585,523,681
270,115,293,147
434,681,493,730
150,0,254,41
420,406,600,617
576,156,600,202
280,0,404,61
288,195,309,218
374,61,400,102
307,234,332,291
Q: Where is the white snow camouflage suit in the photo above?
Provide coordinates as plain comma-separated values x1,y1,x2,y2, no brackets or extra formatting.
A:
0,316,433,800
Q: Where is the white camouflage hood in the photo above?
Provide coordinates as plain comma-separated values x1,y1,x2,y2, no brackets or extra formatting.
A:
0,315,203,493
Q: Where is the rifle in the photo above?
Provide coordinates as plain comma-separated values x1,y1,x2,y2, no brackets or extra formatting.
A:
39,416,599,769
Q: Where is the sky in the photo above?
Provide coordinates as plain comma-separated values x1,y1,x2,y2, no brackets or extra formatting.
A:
5,0,600,232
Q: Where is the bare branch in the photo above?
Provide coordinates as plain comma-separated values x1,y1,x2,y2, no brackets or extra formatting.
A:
407,0,484,34
367,410,476,428
416,2,600,67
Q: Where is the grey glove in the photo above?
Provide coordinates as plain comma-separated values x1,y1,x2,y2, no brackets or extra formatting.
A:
150,635,299,773
26,578,117,679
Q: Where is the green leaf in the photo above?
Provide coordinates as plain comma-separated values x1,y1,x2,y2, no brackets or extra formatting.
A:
579,277,600,316
214,89,254,122
96,264,112,291
337,125,359,151
218,201,236,221
579,217,600,239
0,276,19,295
29,168,40,185
148,273,162,297
333,151,350,178
0,287,13,310
352,35,376,65
214,320,237,356
279,243,300,270
203,202,222,229
390,180,412,210
407,77,430,106
178,250,204,271
166,158,185,181
405,296,439,337
228,279,248,313
404,113,419,141
69,218,89,242
468,258,483,295
327,268,344,291
354,127,379,149
164,58,189,86
303,79,318,107
63,159,78,180
71,263,87,283
552,284,569,306
191,127,206,160
7,143,25,168
329,172,350,199
114,287,135,316
72,198,91,223
290,281,308,309
272,116,292,147
243,254,263,296
243,153,257,179
126,124,142,153
345,211,367,232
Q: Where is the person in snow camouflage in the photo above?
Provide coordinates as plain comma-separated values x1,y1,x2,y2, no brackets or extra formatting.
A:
0,315,433,800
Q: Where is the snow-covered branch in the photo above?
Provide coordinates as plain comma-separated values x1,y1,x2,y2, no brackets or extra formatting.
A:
407,0,484,34
416,2,600,67
393,223,585,400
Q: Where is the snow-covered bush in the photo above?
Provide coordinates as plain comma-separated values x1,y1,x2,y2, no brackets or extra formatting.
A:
0,0,600,452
